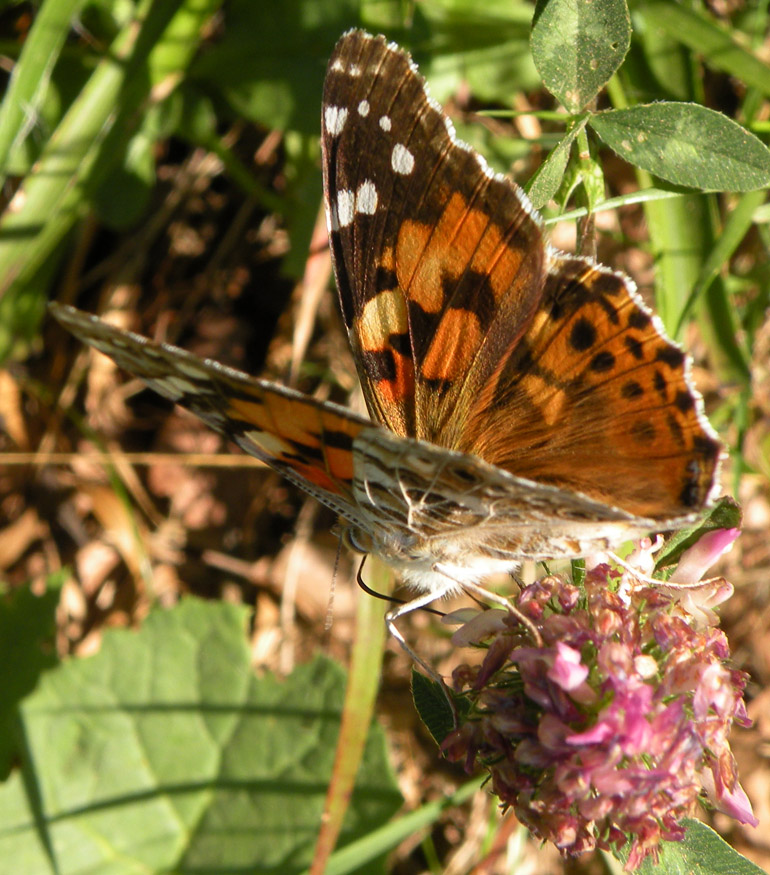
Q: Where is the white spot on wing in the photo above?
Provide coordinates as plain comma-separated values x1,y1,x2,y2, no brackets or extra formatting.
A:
379,115,391,132
331,58,344,72
324,105,348,137
248,431,289,456
357,99,370,117
356,180,378,215
337,189,355,227
391,143,414,175
350,64,361,77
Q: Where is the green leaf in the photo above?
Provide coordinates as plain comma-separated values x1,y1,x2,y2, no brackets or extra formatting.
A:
628,819,767,875
589,103,770,191
412,669,458,747
525,117,587,209
0,577,61,779
531,0,631,112
655,497,742,570
0,599,401,873
91,112,159,229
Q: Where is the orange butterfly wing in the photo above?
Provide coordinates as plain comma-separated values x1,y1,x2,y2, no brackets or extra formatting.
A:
49,304,369,522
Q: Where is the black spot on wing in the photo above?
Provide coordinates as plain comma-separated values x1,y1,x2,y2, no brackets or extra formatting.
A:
322,429,355,451
656,345,686,369
442,269,498,333
628,309,652,330
621,380,644,399
589,350,615,372
569,317,597,351
624,335,644,361
675,390,695,413
361,347,397,382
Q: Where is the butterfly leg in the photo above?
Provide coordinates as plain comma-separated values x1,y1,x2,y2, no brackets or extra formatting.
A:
385,583,459,720
433,564,543,647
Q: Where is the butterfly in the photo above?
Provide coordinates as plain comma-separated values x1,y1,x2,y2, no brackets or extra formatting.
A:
51,30,721,663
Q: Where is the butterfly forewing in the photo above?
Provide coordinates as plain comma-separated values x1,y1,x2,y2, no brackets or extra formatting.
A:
322,31,546,447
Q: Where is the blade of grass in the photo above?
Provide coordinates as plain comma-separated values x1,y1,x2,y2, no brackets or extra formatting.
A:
549,186,681,222
308,779,482,875
674,189,766,338
609,47,751,384
0,0,85,175
638,2,770,98
310,557,391,875
0,0,221,300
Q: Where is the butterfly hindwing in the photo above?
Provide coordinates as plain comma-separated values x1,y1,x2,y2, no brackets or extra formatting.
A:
456,254,721,520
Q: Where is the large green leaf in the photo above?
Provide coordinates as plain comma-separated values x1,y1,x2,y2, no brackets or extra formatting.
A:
0,579,61,779
630,819,766,875
0,599,401,874
590,103,770,191
531,0,631,112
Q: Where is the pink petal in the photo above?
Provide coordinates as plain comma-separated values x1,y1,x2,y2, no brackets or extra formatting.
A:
670,529,740,583
547,642,588,690
567,720,614,745
449,608,508,646
701,767,759,826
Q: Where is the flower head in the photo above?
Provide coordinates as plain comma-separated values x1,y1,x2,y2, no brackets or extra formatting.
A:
443,539,755,870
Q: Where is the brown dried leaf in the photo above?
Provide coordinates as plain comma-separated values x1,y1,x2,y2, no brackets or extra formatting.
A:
0,507,48,569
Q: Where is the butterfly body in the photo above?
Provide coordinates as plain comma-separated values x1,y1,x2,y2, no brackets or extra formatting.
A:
51,30,721,616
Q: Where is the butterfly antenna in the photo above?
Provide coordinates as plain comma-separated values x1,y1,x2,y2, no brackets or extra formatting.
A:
355,557,445,617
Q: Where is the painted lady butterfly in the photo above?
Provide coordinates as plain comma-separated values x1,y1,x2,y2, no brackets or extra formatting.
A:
51,30,721,653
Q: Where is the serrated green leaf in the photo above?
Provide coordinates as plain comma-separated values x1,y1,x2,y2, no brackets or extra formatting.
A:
590,103,770,190
0,599,401,874
531,0,631,112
